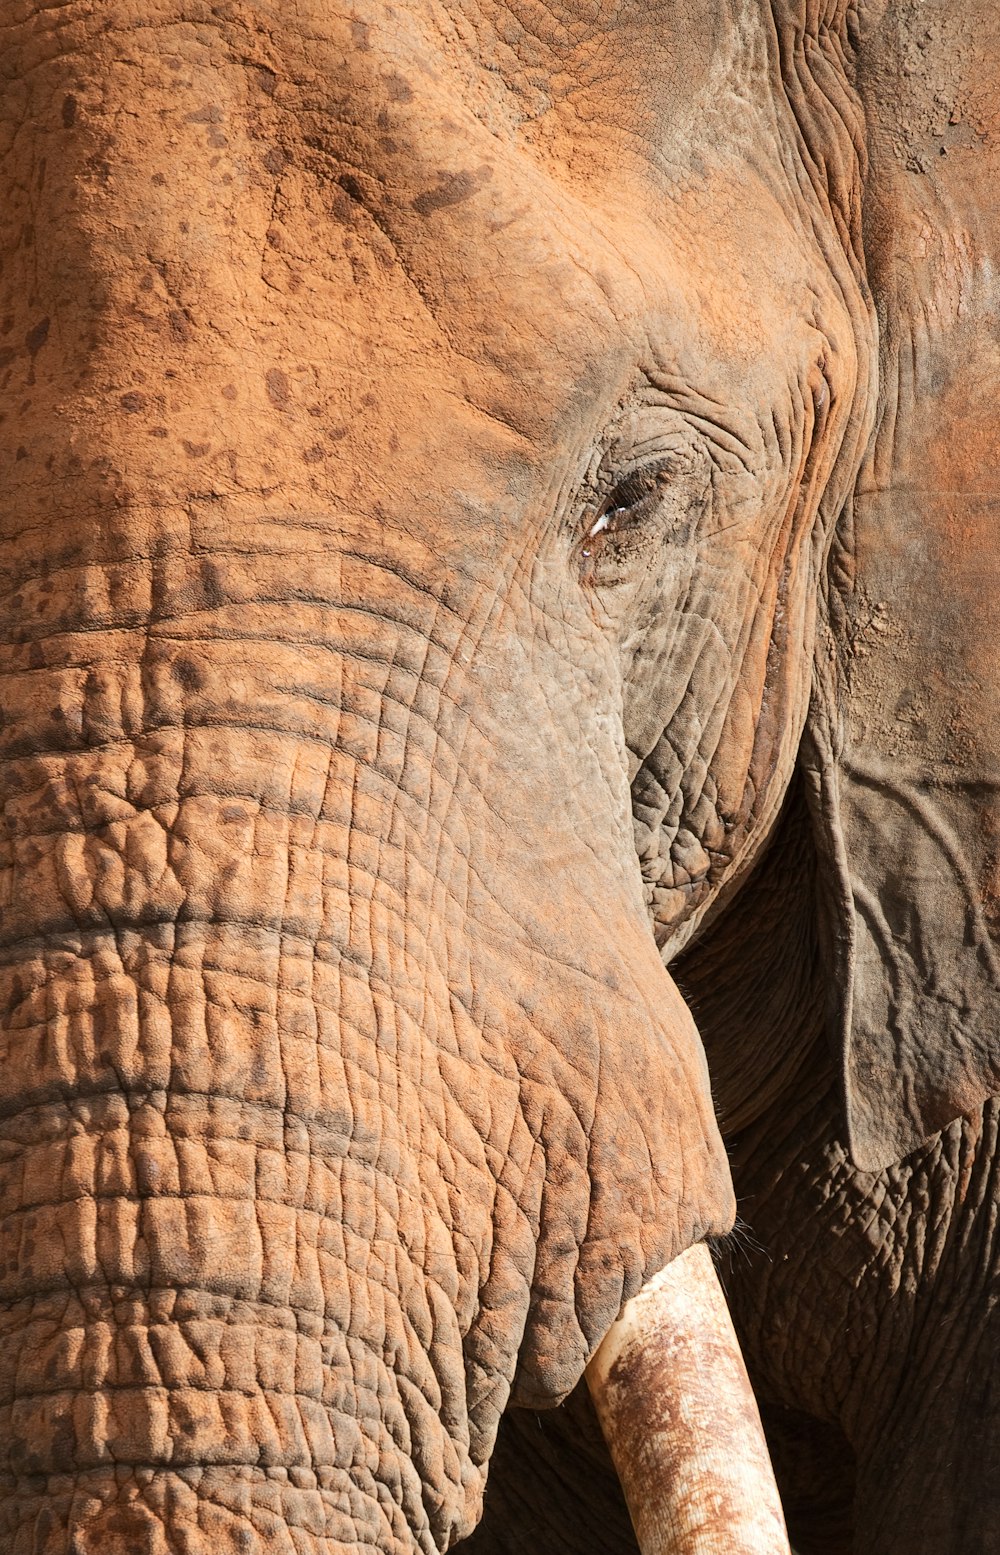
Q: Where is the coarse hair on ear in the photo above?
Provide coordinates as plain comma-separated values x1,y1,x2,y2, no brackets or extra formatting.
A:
802,0,1000,1171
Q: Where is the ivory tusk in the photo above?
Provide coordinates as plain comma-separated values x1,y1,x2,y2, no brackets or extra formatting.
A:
586,1243,791,1555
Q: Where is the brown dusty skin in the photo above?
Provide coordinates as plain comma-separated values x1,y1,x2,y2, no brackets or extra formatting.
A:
2,2,851,1546
9,0,996,1552
587,1246,790,1555
467,12,1000,1551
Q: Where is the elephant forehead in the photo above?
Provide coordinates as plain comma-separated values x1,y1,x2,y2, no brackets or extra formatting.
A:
261,0,732,130
1,2,832,495
263,2,839,437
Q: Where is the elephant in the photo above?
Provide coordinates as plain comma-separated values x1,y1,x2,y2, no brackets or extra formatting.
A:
0,1,996,1553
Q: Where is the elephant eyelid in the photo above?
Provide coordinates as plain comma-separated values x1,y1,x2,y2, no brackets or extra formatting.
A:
585,462,674,538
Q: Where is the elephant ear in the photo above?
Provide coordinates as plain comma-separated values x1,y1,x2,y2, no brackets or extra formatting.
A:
804,0,1000,1172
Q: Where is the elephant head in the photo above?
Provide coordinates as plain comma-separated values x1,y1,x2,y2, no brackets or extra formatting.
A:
3,0,973,1550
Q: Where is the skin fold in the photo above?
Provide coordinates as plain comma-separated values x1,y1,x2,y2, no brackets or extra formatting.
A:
0,0,994,1552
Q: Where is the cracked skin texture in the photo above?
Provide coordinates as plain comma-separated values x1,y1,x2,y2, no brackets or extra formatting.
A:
0,0,942,1551
471,4,1000,1553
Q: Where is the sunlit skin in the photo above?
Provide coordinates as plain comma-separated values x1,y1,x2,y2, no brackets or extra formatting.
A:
2,3,996,1554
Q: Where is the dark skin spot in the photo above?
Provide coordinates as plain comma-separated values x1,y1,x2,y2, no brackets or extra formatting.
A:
25,317,49,356
265,368,290,408
119,392,145,413
171,657,204,692
412,168,492,216
97,1510,150,1540
385,72,414,104
261,146,288,175
199,559,226,606
337,172,384,220
330,189,356,226
168,309,192,342
61,94,77,128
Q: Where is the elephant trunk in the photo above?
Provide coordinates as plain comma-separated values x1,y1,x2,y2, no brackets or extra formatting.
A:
0,870,496,1554
587,1244,790,1555
0,642,732,1551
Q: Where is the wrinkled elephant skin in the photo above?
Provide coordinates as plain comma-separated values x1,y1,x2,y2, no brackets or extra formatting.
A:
467,6,1000,1555
0,1,919,1552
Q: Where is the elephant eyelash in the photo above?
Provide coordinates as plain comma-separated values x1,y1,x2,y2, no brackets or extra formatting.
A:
580,462,673,556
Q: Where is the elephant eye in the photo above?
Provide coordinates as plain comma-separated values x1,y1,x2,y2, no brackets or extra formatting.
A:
587,465,672,538
578,459,680,586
